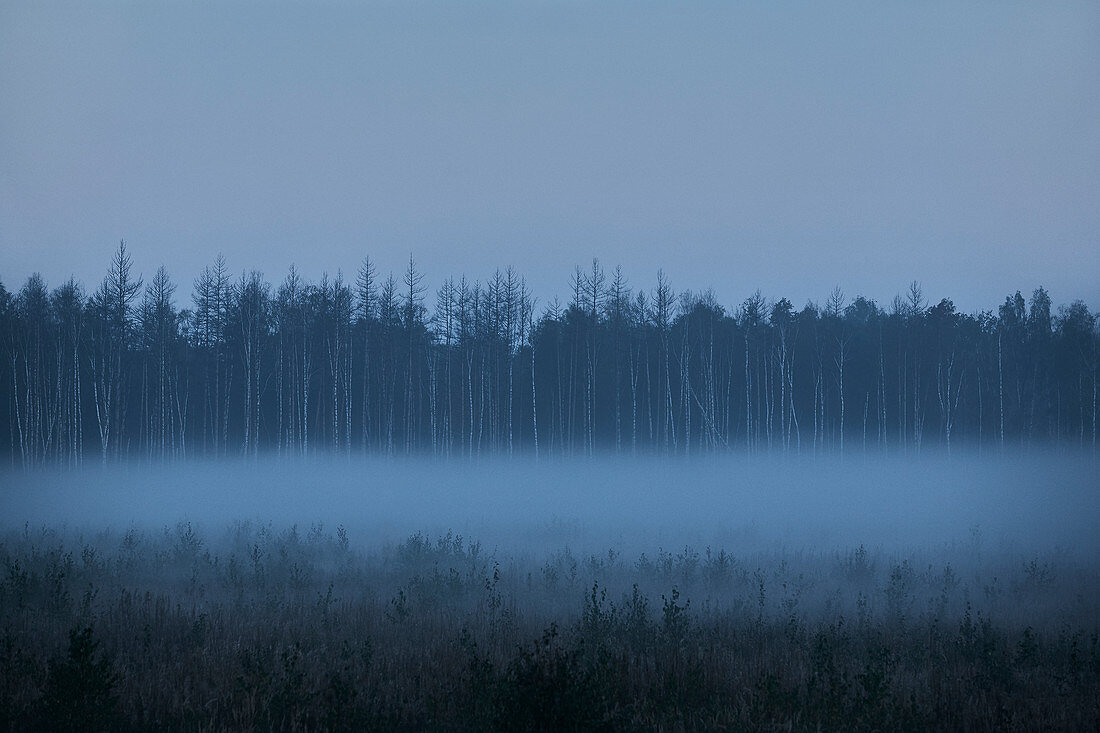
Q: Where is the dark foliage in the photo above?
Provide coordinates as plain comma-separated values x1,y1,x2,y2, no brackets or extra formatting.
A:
2,247,1097,465
37,626,122,732
1,524,1097,730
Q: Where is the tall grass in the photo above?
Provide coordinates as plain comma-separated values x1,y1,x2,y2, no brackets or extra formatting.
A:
1,522,1097,730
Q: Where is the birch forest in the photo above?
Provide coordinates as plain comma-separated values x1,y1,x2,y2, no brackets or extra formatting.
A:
2,242,1097,466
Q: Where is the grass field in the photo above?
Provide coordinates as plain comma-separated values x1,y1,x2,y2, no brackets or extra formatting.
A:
1,517,1097,731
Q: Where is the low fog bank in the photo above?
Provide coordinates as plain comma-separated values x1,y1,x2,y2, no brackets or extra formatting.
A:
2,452,1096,558
4,456,1098,729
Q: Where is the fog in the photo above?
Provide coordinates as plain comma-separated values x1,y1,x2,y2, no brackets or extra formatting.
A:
3,453,1096,559
3,452,1098,727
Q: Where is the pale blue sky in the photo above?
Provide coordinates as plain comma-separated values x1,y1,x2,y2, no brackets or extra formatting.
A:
2,1,1097,312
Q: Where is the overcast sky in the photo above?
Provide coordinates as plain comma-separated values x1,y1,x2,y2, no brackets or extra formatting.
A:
2,1,1097,314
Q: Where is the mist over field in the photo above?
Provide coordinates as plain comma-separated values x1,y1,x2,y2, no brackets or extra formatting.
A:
4,452,1100,728
4,452,1096,556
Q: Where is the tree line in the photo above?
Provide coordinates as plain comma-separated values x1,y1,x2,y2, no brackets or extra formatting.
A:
2,242,1096,466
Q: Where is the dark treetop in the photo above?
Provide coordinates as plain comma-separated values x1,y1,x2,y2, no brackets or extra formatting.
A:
3,243,1097,465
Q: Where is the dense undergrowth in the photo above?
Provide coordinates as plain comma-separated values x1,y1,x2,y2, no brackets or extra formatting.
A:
1,522,1097,731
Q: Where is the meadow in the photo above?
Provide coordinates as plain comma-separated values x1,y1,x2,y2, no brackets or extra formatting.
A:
1,454,1097,730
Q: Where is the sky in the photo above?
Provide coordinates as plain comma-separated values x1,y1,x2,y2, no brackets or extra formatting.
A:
1,1,1098,315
